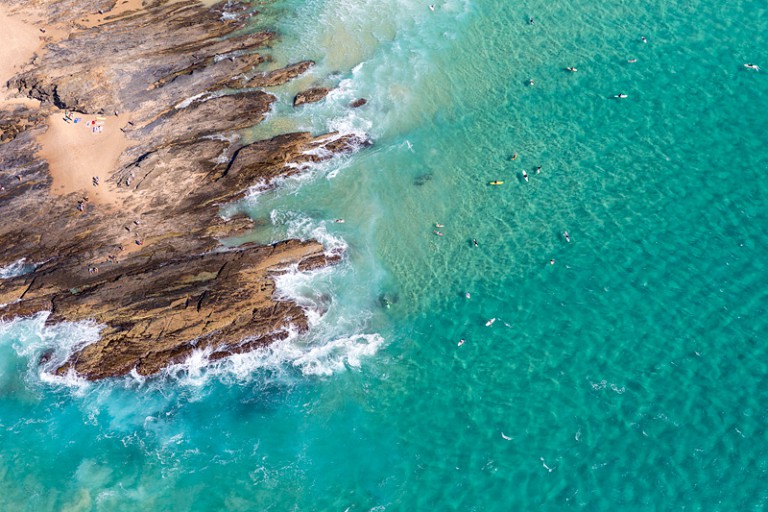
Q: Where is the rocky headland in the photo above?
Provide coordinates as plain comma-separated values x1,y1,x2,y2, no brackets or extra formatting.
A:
0,0,369,380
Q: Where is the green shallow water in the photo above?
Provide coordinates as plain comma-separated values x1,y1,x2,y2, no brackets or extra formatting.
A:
2,0,768,509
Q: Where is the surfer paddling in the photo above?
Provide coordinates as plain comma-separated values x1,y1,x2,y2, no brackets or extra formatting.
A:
563,231,570,242
522,170,529,182
744,63,761,71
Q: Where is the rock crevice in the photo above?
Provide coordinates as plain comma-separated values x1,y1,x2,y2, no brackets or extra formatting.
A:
0,0,369,380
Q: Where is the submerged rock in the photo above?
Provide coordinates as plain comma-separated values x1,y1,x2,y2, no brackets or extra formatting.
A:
413,173,433,186
293,87,331,107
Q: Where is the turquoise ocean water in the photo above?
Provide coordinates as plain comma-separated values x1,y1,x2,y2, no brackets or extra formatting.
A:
2,0,768,509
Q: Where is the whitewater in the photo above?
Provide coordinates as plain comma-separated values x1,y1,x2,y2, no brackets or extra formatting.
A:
2,0,768,509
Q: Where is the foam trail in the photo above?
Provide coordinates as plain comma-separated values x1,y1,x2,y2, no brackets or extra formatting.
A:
0,258,36,279
270,210,348,257
0,312,102,392
157,327,384,386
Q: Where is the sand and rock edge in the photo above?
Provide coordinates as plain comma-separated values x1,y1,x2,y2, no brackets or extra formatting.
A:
0,0,370,380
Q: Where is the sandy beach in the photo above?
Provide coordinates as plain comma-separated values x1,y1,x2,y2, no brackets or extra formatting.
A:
0,4,132,208
0,0,357,382
0,6,43,102
37,112,131,206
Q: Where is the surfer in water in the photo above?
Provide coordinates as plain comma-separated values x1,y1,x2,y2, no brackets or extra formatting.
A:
614,93,628,99
434,230,443,236
628,58,637,63
334,219,345,223
473,238,479,247
522,170,529,182
465,291,471,299
641,36,647,43
529,16,534,25
744,63,761,71
435,223,444,228
566,66,577,72
563,231,571,242
458,339,465,346
529,78,535,86
429,4,435,11
536,166,542,174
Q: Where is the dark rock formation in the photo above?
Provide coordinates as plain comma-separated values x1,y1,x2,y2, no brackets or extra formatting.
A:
293,87,331,107
8,1,274,118
237,60,315,88
219,131,371,194
349,98,367,108
0,0,371,380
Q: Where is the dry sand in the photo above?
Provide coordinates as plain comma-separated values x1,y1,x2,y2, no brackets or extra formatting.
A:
0,6,133,208
0,6,44,102
37,113,132,206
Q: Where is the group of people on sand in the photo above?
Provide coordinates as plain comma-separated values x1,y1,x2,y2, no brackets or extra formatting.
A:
64,110,107,133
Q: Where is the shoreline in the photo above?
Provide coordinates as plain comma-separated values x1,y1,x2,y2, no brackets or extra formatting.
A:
0,0,368,380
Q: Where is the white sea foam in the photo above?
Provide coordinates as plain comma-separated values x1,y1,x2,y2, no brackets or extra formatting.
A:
151,228,383,387
280,211,348,257
0,312,102,392
161,346,215,388
0,306,383,391
327,106,372,141
203,132,241,164
155,323,383,386
174,92,212,110
271,264,339,325
292,333,384,376
0,258,36,279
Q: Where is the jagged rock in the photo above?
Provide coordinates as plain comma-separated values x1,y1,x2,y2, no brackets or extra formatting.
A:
8,2,274,117
135,90,276,144
0,0,372,380
219,131,371,196
0,110,46,144
45,239,339,379
238,60,314,88
293,87,330,107
349,98,367,108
